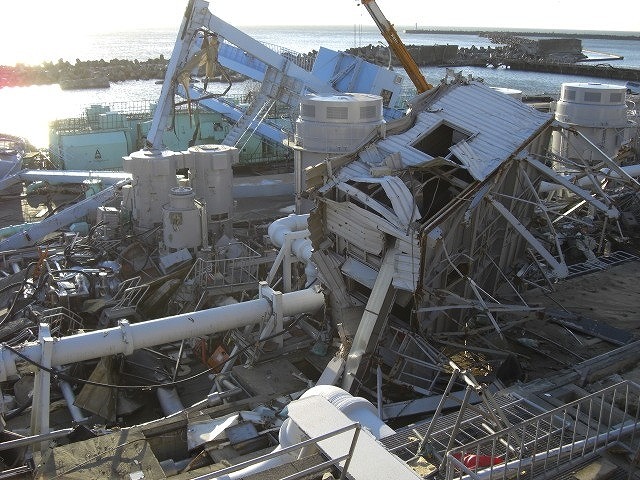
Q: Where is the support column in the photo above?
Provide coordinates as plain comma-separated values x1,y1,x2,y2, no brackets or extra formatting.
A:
30,324,53,451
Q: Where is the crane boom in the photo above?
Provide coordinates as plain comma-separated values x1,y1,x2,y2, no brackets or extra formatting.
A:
359,0,433,93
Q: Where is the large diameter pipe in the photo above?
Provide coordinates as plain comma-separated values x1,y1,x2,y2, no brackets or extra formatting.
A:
268,214,317,285
0,286,324,381
157,388,186,417
196,386,395,480
58,379,88,424
18,170,132,186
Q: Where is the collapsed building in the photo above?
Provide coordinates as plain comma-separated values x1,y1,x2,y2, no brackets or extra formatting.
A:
0,1,640,478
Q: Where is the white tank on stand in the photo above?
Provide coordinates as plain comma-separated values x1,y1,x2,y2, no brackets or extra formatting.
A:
182,144,237,239
551,82,633,167
292,93,385,213
162,187,203,250
123,149,182,230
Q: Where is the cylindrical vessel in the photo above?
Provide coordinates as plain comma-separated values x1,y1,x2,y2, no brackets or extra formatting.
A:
183,144,237,237
294,93,384,154
293,93,385,212
551,82,633,166
162,186,202,250
123,149,181,229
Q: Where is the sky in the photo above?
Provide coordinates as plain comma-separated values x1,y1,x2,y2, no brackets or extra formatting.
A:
2,0,639,33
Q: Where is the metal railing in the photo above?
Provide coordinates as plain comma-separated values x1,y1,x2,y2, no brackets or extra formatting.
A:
188,242,262,290
444,380,640,479
40,306,86,336
195,422,362,480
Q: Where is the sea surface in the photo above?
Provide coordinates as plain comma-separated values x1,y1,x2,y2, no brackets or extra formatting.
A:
0,25,639,148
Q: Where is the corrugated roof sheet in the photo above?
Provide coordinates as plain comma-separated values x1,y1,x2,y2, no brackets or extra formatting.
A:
324,199,386,255
375,81,551,180
346,176,420,229
393,252,420,291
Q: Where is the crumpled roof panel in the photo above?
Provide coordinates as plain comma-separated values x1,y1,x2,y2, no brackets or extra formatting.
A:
376,81,551,180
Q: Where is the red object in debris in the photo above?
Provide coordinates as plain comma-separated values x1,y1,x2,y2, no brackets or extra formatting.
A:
452,453,504,469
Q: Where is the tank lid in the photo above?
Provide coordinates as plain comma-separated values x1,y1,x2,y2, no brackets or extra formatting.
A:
561,82,626,90
169,186,194,196
302,92,382,103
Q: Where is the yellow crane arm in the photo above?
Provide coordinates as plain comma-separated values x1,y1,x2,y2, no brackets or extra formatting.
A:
359,0,433,93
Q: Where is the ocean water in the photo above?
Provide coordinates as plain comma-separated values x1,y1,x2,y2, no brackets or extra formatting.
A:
0,25,638,148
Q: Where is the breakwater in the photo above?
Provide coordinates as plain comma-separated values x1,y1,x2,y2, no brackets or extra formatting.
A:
2,39,638,91
347,40,640,83
0,57,169,89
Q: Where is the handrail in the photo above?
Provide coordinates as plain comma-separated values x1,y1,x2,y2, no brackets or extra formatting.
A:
194,422,363,480
444,380,640,479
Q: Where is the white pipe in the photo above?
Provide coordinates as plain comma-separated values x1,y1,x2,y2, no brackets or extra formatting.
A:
539,163,640,193
0,286,324,381
199,386,394,480
268,214,317,286
0,170,132,195
0,179,131,251
58,379,88,423
156,388,185,416
294,385,395,440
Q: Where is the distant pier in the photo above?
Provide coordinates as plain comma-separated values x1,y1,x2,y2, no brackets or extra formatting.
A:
497,61,640,81
404,29,640,41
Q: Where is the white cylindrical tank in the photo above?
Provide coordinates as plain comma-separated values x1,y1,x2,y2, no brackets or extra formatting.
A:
123,149,181,229
162,187,202,250
295,93,385,154
183,144,237,237
551,82,633,166
293,93,385,213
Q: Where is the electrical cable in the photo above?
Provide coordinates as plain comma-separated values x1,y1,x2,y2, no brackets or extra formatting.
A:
0,262,37,325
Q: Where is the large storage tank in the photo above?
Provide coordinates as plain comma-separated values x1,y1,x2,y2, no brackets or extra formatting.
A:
57,131,128,171
551,82,633,165
123,149,182,229
182,144,237,238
